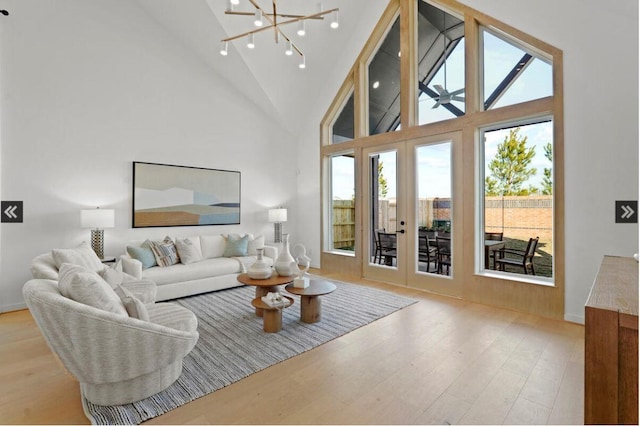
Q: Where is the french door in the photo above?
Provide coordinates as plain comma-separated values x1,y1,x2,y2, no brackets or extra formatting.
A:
362,132,463,297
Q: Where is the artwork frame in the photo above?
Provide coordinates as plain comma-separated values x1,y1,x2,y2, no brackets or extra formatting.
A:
132,162,241,228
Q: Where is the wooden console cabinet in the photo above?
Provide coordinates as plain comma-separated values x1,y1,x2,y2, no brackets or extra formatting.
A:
585,255,638,424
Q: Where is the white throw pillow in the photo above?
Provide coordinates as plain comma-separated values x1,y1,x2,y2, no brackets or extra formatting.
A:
247,235,265,255
200,235,226,259
58,263,127,316
52,242,103,272
115,285,149,321
175,237,203,265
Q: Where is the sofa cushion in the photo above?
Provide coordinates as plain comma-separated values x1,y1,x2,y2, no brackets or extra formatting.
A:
115,286,150,321
148,303,198,333
150,237,180,267
142,257,250,285
223,234,249,257
175,237,203,265
200,235,226,259
52,242,104,272
58,263,127,316
127,242,157,269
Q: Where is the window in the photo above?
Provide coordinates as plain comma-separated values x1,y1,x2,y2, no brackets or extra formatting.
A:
329,154,355,252
332,92,355,144
417,1,465,125
480,119,554,282
321,0,563,314
482,28,552,110
368,16,401,135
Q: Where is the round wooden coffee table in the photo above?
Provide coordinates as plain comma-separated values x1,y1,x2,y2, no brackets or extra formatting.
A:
251,296,294,333
285,279,337,323
237,273,294,317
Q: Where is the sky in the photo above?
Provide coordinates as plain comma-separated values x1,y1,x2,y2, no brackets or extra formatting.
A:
331,25,553,201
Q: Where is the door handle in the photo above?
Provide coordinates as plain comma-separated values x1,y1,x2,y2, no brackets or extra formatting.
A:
396,229,405,234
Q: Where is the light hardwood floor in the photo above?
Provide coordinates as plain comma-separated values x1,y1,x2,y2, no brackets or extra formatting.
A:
0,272,584,424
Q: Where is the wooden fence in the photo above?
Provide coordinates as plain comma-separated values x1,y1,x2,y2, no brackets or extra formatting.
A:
332,196,553,250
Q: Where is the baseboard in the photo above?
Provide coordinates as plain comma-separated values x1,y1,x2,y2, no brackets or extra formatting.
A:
564,313,585,325
1,301,27,313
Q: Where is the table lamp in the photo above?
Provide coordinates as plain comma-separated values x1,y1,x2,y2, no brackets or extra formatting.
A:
81,207,115,260
268,208,287,243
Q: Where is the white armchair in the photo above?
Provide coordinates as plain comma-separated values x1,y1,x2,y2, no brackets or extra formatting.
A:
23,279,199,406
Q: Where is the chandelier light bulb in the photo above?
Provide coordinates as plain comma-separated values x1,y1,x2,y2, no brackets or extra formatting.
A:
230,0,239,4
297,20,306,36
254,9,263,27
247,34,255,49
285,40,293,56
220,41,229,56
299,55,306,69
330,10,339,29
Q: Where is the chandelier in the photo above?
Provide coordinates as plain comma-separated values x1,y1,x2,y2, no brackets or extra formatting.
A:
219,0,339,69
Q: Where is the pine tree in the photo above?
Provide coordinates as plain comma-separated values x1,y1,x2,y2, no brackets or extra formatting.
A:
485,127,537,196
378,161,388,198
542,142,553,195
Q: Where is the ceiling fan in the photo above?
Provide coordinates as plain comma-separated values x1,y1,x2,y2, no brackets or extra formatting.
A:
431,84,465,109
431,12,464,109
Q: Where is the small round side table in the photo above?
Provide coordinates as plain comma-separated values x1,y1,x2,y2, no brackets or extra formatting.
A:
285,280,336,324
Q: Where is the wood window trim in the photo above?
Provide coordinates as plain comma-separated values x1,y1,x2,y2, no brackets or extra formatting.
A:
320,0,565,319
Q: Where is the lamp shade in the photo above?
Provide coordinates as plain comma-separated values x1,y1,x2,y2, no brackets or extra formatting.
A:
268,208,287,223
81,208,115,229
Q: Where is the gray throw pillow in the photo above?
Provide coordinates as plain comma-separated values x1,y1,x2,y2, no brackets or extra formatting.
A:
58,263,127,316
115,286,149,321
52,242,103,272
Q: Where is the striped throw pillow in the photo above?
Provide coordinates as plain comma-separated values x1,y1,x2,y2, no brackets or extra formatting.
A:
150,237,180,267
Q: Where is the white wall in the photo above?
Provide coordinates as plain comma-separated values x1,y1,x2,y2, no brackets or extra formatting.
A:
0,0,298,311
296,0,639,324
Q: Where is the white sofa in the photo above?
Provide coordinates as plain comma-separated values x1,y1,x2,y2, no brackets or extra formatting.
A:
121,234,276,301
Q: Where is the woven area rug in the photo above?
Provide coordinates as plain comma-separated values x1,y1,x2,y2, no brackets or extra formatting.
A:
82,278,416,425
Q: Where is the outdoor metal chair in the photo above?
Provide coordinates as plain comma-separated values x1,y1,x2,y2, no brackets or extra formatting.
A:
495,236,539,275
373,228,385,264
378,232,397,266
435,236,451,275
418,234,437,272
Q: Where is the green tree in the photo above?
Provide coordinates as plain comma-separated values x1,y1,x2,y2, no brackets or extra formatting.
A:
542,142,553,195
378,161,388,198
485,127,537,196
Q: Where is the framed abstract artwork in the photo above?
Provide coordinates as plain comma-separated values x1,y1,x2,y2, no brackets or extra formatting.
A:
132,162,241,228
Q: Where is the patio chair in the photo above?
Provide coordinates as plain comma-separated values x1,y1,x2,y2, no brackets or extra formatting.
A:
495,236,539,275
378,232,397,266
373,228,385,264
418,234,437,272
435,236,451,275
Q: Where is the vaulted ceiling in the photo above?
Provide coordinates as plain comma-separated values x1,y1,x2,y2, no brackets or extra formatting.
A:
134,0,388,136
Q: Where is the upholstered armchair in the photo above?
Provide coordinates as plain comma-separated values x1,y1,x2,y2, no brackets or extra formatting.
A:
23,279,199,406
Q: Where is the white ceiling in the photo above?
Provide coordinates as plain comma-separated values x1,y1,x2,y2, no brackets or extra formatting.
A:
134,0,388,135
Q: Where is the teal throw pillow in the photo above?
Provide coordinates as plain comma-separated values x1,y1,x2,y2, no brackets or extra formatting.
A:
127,244,157,269
223,234,249,257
